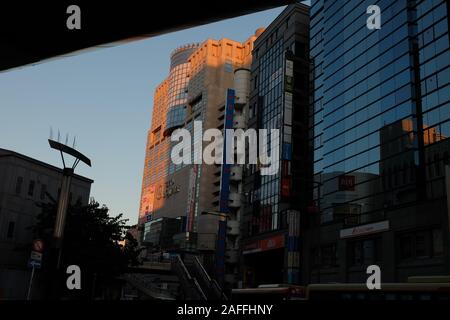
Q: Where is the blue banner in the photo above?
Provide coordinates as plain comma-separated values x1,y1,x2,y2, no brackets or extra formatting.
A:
216,88,235,281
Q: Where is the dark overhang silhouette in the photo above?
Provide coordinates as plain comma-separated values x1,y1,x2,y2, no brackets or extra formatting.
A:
0,0,294,73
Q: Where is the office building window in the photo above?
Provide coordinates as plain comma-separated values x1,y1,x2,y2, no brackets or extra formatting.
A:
321,244,338,267
348,238,382,266
432,229,444,256
7,221,15,239
312,243,338,268
398,228,443,261
225,60,233,73
15,176,23,194
28,180,35,196
40,184,47,200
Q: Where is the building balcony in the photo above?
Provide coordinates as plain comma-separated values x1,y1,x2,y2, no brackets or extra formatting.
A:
225,249,239,264
227,220,240,236
234,68,250,108
228,192,241,208
233,115,245,129
230,165,243,181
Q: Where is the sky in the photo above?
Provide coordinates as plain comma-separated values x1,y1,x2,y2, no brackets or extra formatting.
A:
0,5,290,225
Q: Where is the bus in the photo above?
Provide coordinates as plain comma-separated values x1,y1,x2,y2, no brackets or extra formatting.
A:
231,284,306,300
306,276,450,301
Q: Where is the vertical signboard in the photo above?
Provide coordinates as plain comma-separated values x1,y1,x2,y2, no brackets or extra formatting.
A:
287,210,300,284
147,185,155,214
216,88,235,282
219,88,235,213
185,164,198,234
281,55,294,200
140,185,155,223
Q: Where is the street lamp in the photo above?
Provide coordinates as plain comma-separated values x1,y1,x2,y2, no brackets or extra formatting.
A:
48,139,91,270
201,210,228,288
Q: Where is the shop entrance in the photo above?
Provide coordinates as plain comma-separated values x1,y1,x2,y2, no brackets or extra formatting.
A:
243,248,284,287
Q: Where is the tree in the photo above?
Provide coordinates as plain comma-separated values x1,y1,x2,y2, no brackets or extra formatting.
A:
33,199,142,299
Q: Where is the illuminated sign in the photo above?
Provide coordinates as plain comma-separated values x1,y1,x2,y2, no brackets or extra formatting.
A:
339,175,356,191
156,180,181,200
340,220,390,239
242,234,285,255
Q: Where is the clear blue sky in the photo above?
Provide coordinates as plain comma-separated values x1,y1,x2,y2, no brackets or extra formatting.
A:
0,5,293,225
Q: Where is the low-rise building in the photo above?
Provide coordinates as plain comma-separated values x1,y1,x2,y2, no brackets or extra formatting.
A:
0,148,92,299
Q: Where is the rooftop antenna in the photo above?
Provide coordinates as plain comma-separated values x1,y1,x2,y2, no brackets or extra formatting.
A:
65,133,69,146
72,136,77,149
49,126,54,140
57,129,61,142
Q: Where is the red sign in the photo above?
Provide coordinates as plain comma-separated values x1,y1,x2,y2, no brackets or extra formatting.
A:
243,234,285,254
32,239,44,253
260,235,285,251
339,175,355,191
281,177,291,197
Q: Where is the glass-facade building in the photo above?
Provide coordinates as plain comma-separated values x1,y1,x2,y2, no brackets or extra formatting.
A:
307,0,450,283
241,4,310,287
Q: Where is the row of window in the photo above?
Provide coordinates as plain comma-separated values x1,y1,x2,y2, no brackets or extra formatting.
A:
15,176,46,200
311,228,444,268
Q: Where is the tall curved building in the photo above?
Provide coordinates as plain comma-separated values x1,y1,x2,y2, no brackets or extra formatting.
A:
165,44,199,135
138,32,260,281
139,43,199,226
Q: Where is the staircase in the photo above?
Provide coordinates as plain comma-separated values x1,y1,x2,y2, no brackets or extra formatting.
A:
171,254,227,300
171,254,206,300
183,254,227,301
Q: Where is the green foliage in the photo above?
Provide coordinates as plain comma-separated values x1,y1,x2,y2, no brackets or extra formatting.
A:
33,199,142,298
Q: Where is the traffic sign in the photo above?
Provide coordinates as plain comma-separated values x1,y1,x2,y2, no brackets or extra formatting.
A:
30,251,42,261
28,247,43,269
28,259,41,269
32,239,44,253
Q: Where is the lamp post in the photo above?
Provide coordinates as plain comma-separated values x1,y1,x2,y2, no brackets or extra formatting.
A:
48,139,91,296
201,210,228,288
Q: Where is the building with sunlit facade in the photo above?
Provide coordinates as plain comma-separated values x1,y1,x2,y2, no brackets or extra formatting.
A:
138,44,199,250
138,33,260,278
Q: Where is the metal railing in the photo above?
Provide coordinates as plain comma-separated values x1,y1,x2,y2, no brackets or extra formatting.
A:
191,256,227,300
171,254,206,300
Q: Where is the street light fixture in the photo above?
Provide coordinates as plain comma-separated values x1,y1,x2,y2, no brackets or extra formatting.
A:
48,139,91,269
201,210,228,288
201,211,228,219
